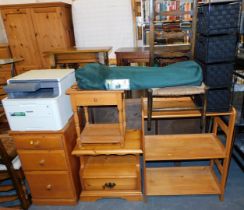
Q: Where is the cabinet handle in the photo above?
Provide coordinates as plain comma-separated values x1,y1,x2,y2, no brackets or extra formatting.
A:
46,184,52,190
39,159,45,166
102,182,116,190
29,140,40,146
93,98,98,102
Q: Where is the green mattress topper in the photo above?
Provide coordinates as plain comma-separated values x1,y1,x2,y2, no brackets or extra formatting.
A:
75,61,203,90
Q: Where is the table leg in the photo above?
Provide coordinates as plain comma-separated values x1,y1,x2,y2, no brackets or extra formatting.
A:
116,54,123,66
104,52,109,66
10,63,16,77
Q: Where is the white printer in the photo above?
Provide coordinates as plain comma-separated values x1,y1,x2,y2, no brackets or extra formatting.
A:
2,69,75,131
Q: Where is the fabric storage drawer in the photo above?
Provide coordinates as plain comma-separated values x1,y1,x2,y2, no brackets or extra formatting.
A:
197,61,234,88
195,34,237,63
195,88,232,112
197,2,240,35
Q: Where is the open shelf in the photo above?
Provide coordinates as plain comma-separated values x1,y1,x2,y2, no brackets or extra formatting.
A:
82,155,137,179
80,124,122,144
146,166,221,195
144,133,225,161
142,97,233,118
72,129,143,155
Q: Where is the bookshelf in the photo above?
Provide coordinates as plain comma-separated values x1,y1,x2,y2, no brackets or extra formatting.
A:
132,0,197,48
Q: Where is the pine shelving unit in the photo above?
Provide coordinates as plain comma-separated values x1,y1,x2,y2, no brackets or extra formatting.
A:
142,97,236,200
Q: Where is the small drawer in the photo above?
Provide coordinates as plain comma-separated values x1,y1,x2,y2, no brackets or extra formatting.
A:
73,92,122,106
25,171,74,199
83,178,137,191
18,150,68,171
13,134,63,150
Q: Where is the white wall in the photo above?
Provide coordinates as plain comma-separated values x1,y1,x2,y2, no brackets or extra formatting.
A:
72,0,134,58
0,0,72,4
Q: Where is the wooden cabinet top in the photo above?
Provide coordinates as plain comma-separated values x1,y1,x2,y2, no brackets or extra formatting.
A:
44,47,112,55
0,2,71,9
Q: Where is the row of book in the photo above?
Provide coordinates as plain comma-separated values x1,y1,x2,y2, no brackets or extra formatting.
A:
144,0,193,22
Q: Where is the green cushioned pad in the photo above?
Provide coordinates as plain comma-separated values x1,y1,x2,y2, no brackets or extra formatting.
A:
75,61,203,90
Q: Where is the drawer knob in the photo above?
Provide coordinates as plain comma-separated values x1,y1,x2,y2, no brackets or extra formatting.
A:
93,98,98,102
39,159,45,166
46,184,52,190
103,182,116,190
30,140,40,146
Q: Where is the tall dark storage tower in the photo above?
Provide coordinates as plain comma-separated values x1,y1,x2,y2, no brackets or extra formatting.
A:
195,1,241,112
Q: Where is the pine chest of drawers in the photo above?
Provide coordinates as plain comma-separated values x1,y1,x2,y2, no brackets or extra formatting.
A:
10,117,81,205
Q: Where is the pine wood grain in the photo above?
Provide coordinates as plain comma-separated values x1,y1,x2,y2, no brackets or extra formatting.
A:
145,133,225,160
72,129,142,155
80,124,122,144
18,150,68,171
25,171,74,199
146,166,221,195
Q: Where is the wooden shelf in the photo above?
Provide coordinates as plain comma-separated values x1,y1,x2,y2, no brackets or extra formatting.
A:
72,129,143,155
82,155,137,179
145,134,225,161
142,97,233,118
80,124,122,144
146,166,221,196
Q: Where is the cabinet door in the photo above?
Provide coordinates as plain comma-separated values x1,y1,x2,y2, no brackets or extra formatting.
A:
1,8,43,73
0,44,11,84
31,6,73,68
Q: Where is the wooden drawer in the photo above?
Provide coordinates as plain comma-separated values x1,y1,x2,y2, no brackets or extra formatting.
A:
13,134,63,150
81,155,139,191
18,150,68,171
25,171,74,199
73,92,123,106
83,178,137,191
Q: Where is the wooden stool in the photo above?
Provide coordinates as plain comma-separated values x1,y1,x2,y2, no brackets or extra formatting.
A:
147,83,207,132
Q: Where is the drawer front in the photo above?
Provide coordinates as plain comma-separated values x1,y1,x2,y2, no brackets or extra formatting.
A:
25,171,74,199
13,134,63,150
73,92,122,106
18,150,68,171
83,178,137,191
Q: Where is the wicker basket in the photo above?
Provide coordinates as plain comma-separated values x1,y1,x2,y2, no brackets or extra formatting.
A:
195,34,237,63
197,1,240,35
197,61,234,88
195,87,232,112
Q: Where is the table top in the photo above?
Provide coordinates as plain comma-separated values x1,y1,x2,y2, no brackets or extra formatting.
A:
0,58,23,65
44,46,112,55
115,45,191,54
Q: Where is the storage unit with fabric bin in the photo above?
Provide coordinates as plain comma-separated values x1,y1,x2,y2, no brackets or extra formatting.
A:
194,0,241,112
